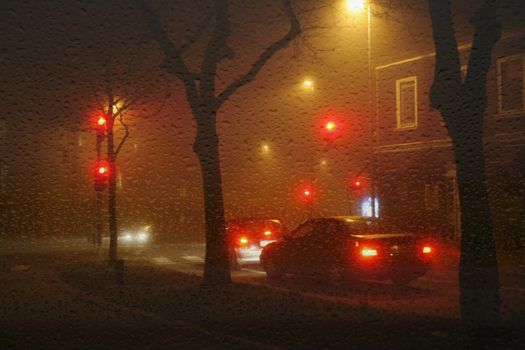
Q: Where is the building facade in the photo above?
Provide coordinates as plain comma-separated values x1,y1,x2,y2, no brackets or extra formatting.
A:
374,31,525,249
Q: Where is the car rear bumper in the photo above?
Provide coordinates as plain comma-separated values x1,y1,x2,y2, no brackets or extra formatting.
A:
352,259,431,280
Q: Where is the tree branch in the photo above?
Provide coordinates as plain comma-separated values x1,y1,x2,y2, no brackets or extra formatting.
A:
200,0,233,102
115,114,130,157
428,0,462,111
216,0,300,107
464,0,501,92
131,0,199,104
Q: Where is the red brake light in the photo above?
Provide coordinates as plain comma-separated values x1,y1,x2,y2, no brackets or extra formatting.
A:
361,248,378,257
422,246,432,254
264,230,272,236
239,236,248,245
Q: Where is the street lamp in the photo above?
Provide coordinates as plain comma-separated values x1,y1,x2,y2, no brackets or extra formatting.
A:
346,0,365,11
346,0,377,217
261,143,270,154
302,78,314,95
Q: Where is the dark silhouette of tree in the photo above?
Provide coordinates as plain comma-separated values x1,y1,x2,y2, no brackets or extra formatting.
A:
428,0,501,326
94,54,168,264
132,0,300,284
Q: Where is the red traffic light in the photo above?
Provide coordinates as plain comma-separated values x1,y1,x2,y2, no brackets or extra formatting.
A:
296,183,316,203
350,177,365,191
94,161,109,191
96,115,107,133
317,115,346,141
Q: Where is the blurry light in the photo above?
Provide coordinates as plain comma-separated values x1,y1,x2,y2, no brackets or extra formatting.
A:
264,230,272,236
422,246,432,254
346,0,365,11
123,233,132,241
98,166,108,175
261,143,270,153
239,236,248,245
325,121,336,131
361,248,377,257
303,79,313,88
97,116,106,126
137,232,148,241
303,189,311,197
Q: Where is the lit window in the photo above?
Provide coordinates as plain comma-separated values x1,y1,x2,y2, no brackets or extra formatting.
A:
498,55,524,113
360,197,379,218
396,76,418,129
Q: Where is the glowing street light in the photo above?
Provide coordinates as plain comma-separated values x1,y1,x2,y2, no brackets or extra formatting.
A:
346,0,365,12
325,121,336,132
302,78,314,95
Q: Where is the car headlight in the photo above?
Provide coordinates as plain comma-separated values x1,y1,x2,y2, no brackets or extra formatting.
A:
122,233,133,241
137,232,149,241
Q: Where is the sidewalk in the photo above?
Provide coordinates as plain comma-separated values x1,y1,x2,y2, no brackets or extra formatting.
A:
0,264,263,350
435,242,525,275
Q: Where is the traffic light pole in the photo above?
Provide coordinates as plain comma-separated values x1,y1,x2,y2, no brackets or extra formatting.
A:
95,132,104,253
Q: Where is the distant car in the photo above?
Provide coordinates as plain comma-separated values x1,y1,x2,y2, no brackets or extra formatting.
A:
260,216,435,286
119,225,152,246
227,218,287,269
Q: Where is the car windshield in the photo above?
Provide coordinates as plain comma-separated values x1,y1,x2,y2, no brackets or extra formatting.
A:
228,220,282,233
341,218,404,235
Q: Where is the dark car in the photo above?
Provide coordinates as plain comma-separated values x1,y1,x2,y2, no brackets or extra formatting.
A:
227,218,287,269
260,216,435,286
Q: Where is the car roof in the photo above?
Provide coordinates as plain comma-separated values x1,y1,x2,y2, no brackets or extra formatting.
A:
227,217,282,225
309,216,378,223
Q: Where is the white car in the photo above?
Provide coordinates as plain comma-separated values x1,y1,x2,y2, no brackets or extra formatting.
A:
119,226,152,245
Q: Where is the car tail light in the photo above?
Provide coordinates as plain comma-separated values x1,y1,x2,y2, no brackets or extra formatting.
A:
239,236,248,245
422,246,432,254
264,230,272,236
361,248,378,257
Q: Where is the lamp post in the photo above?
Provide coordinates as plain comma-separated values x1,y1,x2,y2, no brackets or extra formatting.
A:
346,0,377,217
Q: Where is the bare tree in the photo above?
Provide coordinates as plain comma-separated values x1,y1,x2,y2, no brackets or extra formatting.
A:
132,0,300,284
428,0,501,326
94,52,168,264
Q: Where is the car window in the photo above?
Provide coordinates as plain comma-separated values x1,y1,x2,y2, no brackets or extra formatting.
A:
290,221,315,239
344,220,403,234
308,221,347,242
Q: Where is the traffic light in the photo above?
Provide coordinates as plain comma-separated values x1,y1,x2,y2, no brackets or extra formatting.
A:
94,161,109,191
317,115,345,141
350,177,365,192
96,115,107,133
297,183,315,203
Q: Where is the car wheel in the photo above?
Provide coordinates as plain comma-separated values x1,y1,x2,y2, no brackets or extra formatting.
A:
391,275,412,287
327,263,347,286
265,255,285,280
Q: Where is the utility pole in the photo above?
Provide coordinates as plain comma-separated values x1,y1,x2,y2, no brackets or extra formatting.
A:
94,115,107,254
95,121,104,253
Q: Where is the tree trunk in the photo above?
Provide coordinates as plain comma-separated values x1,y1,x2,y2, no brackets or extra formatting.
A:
453,134,501,326
194,114,231,285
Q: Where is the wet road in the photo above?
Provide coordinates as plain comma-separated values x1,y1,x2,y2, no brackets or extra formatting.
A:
121,241,525,321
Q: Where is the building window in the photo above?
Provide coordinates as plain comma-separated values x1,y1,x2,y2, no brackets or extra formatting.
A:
396,76,418,129
498,55,524,113
424,184,440,210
